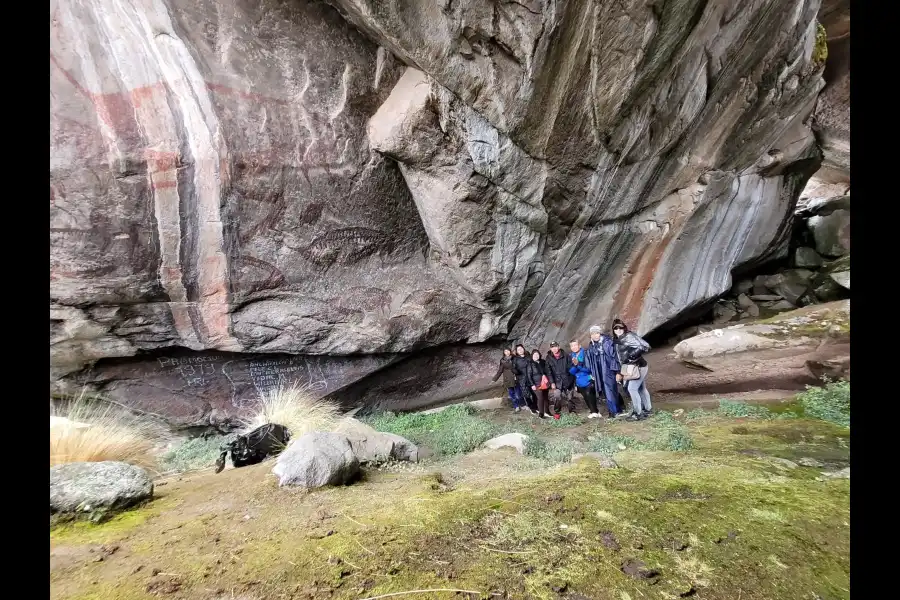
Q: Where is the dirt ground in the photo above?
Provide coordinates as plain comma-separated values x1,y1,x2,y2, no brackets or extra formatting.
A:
51,407,850,600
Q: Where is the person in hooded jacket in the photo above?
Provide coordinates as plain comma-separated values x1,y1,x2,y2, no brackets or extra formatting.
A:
584,325,623,417
612,319,653,421
525,348,552,418
512,344,537,414
545,342,576,415
493,348,525,412
568,339,601,419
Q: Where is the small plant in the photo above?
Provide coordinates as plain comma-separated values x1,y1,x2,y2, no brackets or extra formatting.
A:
50,390,162,472
524,437,576,464
646,411,694,451
586,434,638,455
547,413,585,428
160,433,236,474
812,21,828,64
242,383,343,437
363,404,500,457
685,408,710,422
718,400,772,419
798,379,850,427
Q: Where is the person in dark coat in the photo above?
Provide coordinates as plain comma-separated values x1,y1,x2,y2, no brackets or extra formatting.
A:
493,348,525,412
612,319,653,421
511,344,537,414
584,325,622,417
545,342,576,415
525,348,552,419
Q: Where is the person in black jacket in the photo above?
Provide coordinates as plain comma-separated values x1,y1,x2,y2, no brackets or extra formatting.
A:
612,319,653,421
525,348,552,418
492,348,525,412
511,344,537,414
545,342,576,415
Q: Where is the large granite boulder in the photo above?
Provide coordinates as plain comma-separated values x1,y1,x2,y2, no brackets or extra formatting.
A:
272,432,360,489
50,461,154,516
51,0,829,422
808,209,851,257
335,418,419,463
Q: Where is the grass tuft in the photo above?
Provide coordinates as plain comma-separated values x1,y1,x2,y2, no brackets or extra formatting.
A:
523,437,577,464
718,399,773,419
241,382,344,437
160,434,236,473
798,379,850,427
363,404,500,457
50,390,163,472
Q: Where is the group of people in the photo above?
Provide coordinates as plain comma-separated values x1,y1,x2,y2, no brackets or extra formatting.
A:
492,319,653,422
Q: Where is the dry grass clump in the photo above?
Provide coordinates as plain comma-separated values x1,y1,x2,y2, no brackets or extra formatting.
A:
50,390,161,472
240,382,344,437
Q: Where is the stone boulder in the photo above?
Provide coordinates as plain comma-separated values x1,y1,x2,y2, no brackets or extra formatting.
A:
793,247,824,268
50,461,154,516
762,270,814,305
334,418,419,463
674,300,850,364
483,433,528,455
272,432,360,489
808,210,851,257
830,271,850,290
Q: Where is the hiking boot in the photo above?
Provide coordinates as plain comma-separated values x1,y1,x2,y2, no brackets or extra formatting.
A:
514,407,521,413
626,413,641,422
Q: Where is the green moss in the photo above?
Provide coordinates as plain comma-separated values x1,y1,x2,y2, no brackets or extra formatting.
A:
50,418,849,600
50,499,170,545
813,22,828,64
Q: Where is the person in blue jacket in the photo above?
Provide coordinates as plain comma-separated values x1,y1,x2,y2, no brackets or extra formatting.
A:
584,324,622,417
568,339,601,419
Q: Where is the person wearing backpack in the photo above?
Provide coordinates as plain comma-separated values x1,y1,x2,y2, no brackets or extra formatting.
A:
525,348,552,419
568,339,601,419
612,319,653,421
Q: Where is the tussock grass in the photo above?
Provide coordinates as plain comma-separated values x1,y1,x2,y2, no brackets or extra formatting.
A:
160,434,235,474
798,379,850,427
50,390,162,472
523,437,577,464
241,382,344,437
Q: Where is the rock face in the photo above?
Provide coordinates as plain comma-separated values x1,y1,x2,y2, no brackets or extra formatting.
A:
51,0,829,423
272,432,360,488
50,461,154,515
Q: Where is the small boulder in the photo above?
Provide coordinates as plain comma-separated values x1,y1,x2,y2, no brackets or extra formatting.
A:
793,246,824,268
745,303,760,318
712,302,738,324
750,294,783,302
821,467,850,479
797,457,824,468
808,209,850,257
830,271,850,290
571,453,619,468
50,461,153,516
813,276,847,302
272,432,360,489
761,299,797,312
335,418,419,463
736,294,755,310
483,433,528,454
731,278,753,296
762,271,811,305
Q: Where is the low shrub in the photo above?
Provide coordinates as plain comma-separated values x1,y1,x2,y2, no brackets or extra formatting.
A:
718,400,772,419
798,380,850,427
363,404,500,457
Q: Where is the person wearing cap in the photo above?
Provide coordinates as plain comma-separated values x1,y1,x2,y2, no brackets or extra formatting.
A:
585,324,623,417
545,341,576,415
612,319,653,421
568,339,601,418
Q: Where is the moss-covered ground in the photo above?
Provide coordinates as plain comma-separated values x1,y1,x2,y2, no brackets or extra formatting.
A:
51,402,849,600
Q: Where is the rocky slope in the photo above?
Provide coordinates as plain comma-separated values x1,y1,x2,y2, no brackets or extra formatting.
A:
51,0,830,427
